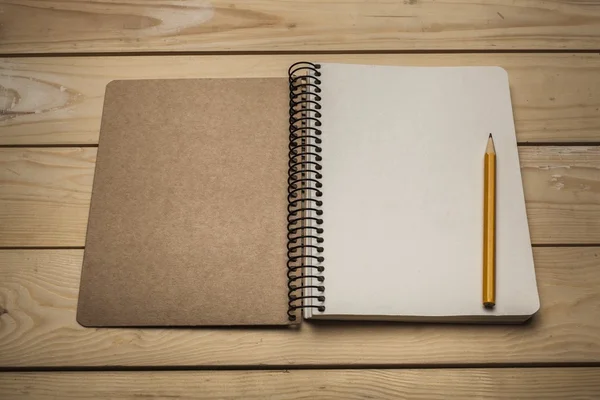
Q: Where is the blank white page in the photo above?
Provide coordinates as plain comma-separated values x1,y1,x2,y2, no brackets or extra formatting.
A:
314,63,539,321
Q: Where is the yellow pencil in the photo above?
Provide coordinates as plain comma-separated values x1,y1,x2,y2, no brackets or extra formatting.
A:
483,134,496,308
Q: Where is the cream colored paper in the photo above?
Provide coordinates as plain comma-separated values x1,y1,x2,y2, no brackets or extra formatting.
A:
312,64,539,322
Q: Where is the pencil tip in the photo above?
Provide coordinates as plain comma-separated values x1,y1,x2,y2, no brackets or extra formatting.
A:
486,134,496,153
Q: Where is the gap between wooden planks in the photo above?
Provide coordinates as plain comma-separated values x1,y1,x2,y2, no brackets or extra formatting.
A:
0,247,599,367
0,369,599,399
2,0,600,53
1,146,599,247
2,54,600,145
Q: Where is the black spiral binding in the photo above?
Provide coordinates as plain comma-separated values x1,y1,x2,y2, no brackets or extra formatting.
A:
287,62,326,321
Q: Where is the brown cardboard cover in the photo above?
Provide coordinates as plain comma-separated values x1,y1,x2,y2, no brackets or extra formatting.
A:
77,78,290,326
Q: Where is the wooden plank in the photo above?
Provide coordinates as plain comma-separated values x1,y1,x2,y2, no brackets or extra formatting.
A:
1,146,599,247
2,54,600,145
0,148,94,247
2,1,600,54
520,147,600,244
1,369,599,399
0,247,599,367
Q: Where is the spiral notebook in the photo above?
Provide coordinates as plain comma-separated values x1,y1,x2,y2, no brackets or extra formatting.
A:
77,63,540,327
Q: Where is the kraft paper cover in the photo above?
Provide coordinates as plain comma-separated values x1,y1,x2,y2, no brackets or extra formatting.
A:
77,78,290,326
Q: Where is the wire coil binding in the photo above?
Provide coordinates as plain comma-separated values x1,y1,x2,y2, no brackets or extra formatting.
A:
287,62,326,321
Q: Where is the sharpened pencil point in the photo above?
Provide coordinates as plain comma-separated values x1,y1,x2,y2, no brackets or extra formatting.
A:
486,134,496,154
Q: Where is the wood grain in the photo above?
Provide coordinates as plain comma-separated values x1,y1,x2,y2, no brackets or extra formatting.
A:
1,247,599,367
2,1,600,54
1,369,599,399
520,147,600,244
2,146,599,247
0,148,94,247
2,54,600,145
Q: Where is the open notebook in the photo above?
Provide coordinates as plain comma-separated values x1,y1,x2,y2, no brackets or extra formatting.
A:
77,63,540,327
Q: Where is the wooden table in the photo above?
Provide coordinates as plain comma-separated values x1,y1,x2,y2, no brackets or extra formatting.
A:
1,1,600,398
